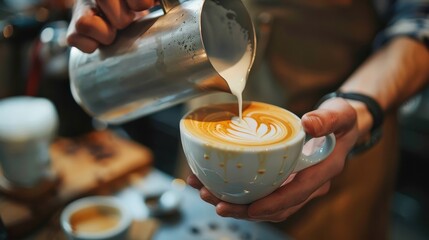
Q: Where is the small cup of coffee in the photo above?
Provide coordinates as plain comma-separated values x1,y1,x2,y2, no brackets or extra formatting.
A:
180,101,336,204
60,196,132,240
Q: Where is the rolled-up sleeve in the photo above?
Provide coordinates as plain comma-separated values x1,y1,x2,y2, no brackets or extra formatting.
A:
374,0,429,48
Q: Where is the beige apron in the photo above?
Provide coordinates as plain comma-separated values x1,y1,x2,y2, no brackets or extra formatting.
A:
243,1,399,239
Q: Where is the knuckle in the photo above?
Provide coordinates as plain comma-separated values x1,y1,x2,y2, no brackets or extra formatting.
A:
66,35,98,53
200,189,212,202
66,33,77,45
216,207,230,217
75,16,96,35
325,110,339,133
199,188,219,205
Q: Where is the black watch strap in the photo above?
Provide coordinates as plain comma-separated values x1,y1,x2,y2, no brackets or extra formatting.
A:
315,91,385,156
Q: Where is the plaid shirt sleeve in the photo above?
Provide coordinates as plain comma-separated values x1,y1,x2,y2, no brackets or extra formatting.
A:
374,0,429,48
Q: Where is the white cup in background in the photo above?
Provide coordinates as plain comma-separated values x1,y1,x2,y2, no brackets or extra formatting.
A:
0,96,58,187
61,196,132,240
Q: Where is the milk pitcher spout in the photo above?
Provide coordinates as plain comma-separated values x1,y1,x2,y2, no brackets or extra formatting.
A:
69,0,256,124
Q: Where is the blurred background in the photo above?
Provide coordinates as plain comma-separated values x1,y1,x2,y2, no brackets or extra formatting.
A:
0,0,428,239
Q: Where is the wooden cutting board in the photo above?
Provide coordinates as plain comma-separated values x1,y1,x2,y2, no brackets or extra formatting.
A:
0,130,153,239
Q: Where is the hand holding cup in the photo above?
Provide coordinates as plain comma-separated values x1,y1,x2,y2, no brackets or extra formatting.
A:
180,101,336,204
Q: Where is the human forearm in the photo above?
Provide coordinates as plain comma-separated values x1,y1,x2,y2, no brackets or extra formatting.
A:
342,37,429,111
338,0,429,139
340,37,429,133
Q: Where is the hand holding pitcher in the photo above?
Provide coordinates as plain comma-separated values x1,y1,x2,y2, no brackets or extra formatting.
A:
67,0,158,53
67,0,256,124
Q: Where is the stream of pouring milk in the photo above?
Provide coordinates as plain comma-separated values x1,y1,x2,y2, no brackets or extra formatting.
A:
202,1,253,120
209,45,252,120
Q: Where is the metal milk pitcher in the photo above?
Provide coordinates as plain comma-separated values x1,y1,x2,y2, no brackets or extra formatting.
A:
69,0,256,124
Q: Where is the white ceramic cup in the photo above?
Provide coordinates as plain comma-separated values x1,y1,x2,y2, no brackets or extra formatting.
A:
0,96,58,187
60,196,132,240
180,101,336,204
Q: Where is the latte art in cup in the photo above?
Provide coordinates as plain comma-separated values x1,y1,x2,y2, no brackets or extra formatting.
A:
180,101,335,204
182,102,298,148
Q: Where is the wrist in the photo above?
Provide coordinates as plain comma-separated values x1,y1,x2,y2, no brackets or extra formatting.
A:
315,91,384,156
345,99,373,136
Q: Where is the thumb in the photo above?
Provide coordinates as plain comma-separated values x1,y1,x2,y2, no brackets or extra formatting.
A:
302,98,356,137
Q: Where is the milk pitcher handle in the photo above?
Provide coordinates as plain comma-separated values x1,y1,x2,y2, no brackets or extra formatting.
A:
293,133,336,173
161,0,181,13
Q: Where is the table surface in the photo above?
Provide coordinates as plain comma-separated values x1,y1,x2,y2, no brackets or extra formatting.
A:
116,169,291,240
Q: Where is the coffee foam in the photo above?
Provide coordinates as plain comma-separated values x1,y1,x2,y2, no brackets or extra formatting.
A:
182,102,299,148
